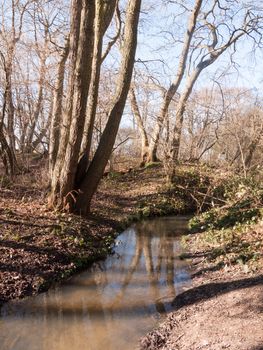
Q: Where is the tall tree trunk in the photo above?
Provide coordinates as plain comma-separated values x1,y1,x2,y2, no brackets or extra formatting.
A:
0,130,19,175
5,66,16,153
77,0,118,182
170,65,204,163
32,99,53,151
167,30,246,181
50,0,85,203
129,87,149,166
147,0,203,163
74,0,142,214
25,23,50,152
25,53,47,151
4,44,17,155
1,52,19,175
49,0,96,208
49,37,70,176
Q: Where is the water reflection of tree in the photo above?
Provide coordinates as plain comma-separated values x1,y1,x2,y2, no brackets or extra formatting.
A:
0,219,189,350
110,218,188,313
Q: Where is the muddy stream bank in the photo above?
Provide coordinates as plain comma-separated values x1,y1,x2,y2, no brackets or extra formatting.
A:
0,216,191,350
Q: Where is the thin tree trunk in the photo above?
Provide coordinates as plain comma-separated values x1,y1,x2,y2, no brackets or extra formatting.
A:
6,69,16,153
170,65,204,163
4,46,16,154
1,56,19,175
32,99,53,151
167,30,246,181
25,54,47,151
147,0,203,163
129,87,149,166
166,62,213,183
0,130,19,175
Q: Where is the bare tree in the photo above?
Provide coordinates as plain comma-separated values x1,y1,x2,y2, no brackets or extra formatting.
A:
0,0,31,173
49,0,142,214
73,0,142,214
24,3,50,152
129,86,150,166
165,1,263,180
180,86,224,162
147,0,203,163
49,0,96,208
49,36,70,176
79,0,120,169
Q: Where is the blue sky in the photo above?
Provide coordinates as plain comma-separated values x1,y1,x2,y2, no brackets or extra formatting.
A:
118,0,263,130
135,0,263,92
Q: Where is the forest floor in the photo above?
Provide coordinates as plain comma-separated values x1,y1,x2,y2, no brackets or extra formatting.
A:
0,160,186,306
1,160,263,350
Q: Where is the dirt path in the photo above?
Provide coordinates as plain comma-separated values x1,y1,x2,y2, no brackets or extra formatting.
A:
140,260,263,350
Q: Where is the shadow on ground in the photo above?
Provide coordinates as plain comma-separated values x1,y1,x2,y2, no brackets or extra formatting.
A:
172,274,263,309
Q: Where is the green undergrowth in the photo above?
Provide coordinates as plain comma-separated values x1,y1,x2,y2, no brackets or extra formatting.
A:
186,175,263,271
130,164,222,221
135,194,188,219
143,161,162,169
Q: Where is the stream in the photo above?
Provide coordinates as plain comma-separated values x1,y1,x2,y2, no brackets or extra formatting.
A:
0,216,191,350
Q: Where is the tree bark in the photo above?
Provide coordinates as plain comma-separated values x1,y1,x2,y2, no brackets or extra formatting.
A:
129,87,149,166
50,0,96,209
0,129,19,175
50,0,83,200
5,55,16,154
49,37,70,176
1,51,19,174
74,0,142,214
25,47,47,151
77,0,118,183
167,29,247,181
32,99,53,151
147,0,203,163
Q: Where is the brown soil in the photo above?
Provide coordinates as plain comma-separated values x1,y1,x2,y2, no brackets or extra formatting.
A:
0,182,117,305
0,163,174,307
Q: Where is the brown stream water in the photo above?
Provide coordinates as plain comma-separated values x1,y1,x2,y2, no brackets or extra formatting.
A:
0,216,191,350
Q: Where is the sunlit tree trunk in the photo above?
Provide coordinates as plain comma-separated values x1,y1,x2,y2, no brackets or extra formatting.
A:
1,50,20,175
74,0,142,214
5,51,16,154
0,0,31,173
49,37,70,176
49,0,141,214
77,0,118,183
167,29,247,181
129,87,149,166
147,0,203,163
25,30,49,152
50,0,95,209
